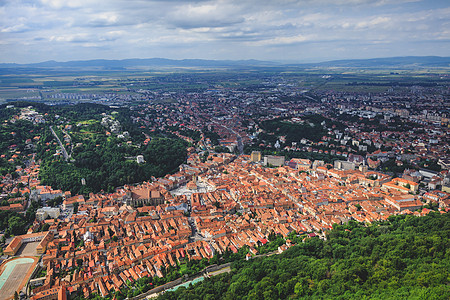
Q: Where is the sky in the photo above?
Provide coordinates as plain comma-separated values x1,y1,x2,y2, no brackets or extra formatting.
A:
0,0,449,63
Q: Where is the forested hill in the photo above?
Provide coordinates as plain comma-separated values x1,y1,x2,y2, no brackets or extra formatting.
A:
2,102,189,195
159,212,450,300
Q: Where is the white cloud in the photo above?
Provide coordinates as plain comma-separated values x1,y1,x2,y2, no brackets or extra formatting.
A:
39,0,94,9
49,34,91,43
0,0,448,63
251,34,313,46
168,2,245,29
1,23,28,33
87,12,120,27
355,16,391,29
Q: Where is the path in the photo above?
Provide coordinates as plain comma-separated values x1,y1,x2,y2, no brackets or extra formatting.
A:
49,126,69,161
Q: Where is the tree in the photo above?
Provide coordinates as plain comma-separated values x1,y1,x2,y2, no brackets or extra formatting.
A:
107,227,114,237
156,213,450,300
41,223,50,232
8,215,26,236
77,259,83,267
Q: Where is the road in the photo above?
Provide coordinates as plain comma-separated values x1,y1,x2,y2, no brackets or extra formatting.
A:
224,123,244,154
61,128,74,158
49,125,69,161
233,130,244,155
206,266,231,277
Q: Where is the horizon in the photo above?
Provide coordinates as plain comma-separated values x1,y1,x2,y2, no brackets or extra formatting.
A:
1,0,449,64
2,55,449,66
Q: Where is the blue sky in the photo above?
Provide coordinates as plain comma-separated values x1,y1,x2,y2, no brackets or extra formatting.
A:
0,0,449,63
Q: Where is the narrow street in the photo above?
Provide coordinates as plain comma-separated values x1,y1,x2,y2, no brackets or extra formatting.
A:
49,125,69,161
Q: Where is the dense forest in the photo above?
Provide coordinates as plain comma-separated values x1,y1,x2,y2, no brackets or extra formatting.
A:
203,128,221,146
0,200,40,239
38,135,187,194
259,118,327,145
159,212,450,300
336,113,417,133
254,114,345,148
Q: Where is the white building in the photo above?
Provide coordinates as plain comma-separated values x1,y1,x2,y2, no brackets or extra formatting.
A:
137,155,145,164
83,230,94,242
36,207,61,222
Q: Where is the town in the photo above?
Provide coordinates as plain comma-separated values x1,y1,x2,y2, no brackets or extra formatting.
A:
0,69,449,300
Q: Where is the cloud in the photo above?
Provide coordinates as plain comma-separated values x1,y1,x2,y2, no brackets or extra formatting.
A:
99,31,126,42
0,0,448,63
251,34,312,46
48,30,126,44
355,16,392,29
168,2,245,29
87,13,120,27
49,34,91,43
39,0,94,9
1,23,28,33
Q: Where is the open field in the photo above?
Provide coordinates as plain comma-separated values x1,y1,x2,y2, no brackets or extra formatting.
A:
0,88,40,100
0,68,448,103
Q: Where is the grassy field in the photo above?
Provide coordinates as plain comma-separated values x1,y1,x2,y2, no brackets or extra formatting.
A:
0,88,41,100
77,119,98,125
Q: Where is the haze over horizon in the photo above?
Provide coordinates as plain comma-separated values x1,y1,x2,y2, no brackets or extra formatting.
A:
1,0,449,64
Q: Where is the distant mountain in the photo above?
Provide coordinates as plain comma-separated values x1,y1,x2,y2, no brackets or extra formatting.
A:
291,56,450,68
0,58,279,70
0,56,449,70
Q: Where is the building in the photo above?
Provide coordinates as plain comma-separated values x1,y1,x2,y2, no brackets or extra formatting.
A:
250,151,261,162
288,158,311,171
30,285,67,300
348,153,365,165
137,155,145,164
312,160,325,169
263,155,285,167
359,164,368,173
4,231,53,256
125,187,165,207
367,157,381,169
385,195,422,211
334,160,356,171
382,177,419,193
62,195,85,210
36,207,61,222
37,188,63,202
443,185,450,193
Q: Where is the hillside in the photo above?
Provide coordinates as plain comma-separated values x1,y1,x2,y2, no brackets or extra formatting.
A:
159,212,450,300
0,102,188,195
